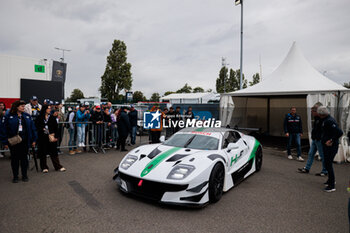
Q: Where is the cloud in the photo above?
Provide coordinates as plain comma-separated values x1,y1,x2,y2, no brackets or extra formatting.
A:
0,0,349,99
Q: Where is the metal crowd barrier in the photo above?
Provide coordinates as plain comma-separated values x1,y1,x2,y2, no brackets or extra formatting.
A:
0,121,119,155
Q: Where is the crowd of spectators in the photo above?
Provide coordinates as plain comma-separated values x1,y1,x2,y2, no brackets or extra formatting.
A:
0,97,142,182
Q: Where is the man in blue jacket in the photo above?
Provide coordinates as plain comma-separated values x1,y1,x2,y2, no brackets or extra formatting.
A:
284,106,304,161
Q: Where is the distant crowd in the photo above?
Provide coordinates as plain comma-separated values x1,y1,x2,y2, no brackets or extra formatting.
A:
0,96,139,182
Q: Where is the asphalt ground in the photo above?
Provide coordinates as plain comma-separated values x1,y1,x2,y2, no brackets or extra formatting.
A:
0,137,349,233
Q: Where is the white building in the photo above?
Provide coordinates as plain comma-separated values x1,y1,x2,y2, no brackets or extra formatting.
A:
0,54,51,105
160,92,219,104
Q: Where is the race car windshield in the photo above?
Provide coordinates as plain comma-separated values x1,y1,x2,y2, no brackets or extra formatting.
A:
163,134,219,150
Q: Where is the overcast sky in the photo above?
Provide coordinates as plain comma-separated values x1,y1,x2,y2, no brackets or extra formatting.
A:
1,0,349,99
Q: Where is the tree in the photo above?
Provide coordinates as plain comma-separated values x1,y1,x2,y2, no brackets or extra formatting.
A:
216,66,229,93
133,91,146,102
163,91,175,96
99,39,132,101
249,73,260,86
344,82,350,89
67,88,84,102
150,92,160,102
217,68,248,93
176,83,192,93
226,69,238,92
193,87,205,93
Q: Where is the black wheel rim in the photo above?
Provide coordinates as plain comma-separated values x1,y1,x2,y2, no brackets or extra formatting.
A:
213,168,224,197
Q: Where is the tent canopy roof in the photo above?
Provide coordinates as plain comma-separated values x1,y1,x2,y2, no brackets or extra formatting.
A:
227,42,347,97
160,92,216,100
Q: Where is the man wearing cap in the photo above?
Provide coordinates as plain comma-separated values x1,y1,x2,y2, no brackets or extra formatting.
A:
128,105,138,145
318,106,343,192
24,96,42,122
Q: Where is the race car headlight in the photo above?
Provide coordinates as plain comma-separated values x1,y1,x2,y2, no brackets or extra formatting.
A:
167,164,195,180
120,155,138,170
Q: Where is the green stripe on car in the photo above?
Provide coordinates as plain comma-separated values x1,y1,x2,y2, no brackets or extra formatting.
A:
249,140,261,161
195,127,205,132
141,147,182,177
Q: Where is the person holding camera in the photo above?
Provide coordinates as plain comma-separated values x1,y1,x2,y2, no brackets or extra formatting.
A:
0,100,37,183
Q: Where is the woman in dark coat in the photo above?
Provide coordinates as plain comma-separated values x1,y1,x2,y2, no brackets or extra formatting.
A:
0,100,37,183
35,105,65,173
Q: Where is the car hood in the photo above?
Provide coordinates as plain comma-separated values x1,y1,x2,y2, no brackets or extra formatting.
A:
119,144,221,184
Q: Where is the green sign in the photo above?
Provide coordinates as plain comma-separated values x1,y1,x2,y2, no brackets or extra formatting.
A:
35,65,45,73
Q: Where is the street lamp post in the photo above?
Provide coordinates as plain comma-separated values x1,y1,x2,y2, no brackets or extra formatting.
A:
235,0,243,90
54,47,71,63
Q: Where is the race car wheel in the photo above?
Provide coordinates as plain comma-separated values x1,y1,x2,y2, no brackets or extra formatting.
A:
208,163,224,203
255,146,263,172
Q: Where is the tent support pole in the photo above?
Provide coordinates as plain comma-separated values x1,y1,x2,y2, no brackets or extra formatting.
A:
267,97,270,136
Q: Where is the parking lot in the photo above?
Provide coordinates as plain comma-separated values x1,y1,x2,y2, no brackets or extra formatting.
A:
0,137,349,233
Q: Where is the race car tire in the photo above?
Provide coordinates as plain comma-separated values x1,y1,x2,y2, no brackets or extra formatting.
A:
208,162,224,203
255,146,263,172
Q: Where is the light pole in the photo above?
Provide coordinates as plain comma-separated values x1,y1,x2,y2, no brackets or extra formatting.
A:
235,0,243,90
54,47,71,63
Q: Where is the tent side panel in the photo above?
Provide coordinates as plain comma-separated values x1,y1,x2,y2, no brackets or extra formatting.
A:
269,97,308,138
231,97,268,133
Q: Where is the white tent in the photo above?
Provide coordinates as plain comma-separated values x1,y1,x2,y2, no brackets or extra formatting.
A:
221,42,350,162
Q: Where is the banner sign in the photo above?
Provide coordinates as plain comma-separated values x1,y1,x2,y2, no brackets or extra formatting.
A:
52,61,67,83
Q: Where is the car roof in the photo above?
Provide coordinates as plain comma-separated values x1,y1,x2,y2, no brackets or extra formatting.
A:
179,127,233,133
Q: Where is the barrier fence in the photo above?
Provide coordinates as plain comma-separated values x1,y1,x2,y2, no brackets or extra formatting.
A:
0,122,122,154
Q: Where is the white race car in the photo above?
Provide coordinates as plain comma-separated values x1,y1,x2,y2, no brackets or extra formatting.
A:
113,127,262,206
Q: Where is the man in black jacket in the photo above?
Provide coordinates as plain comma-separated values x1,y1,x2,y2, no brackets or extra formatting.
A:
318,106,343,192
128,105,138,145
91,105,104,148
284,107,304,161
103,107,112,148
117,107,130,151
298,103,328,176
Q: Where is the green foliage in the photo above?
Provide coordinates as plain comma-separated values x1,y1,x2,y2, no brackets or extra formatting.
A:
216,66,229,93
164,91,175,96
193,87,205,93
249,73,260,86
133,91,146,102
176,83,192,93
206,88,213,92
216,67,247,93
67,88,84,102
344,82,350,89
99,40,133,101
150,92,160,102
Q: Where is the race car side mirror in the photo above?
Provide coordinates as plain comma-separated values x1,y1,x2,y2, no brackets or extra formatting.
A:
227,143,239,152
159,136,165,143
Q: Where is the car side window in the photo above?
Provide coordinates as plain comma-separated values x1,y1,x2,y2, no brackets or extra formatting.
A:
230,131,241,143
222,132,230,149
